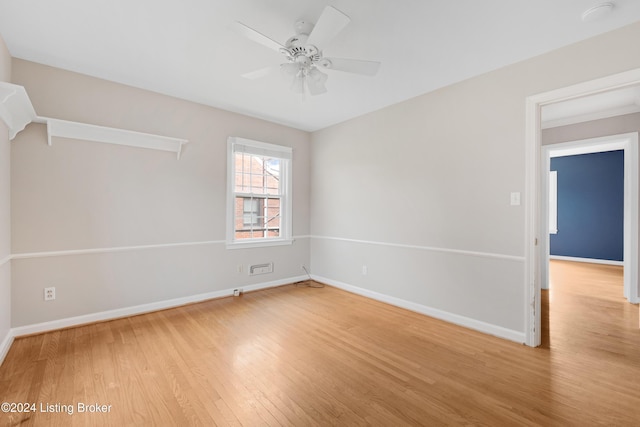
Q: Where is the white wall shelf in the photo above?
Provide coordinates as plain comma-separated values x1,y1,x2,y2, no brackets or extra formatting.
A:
36,117,189,160
0,81,37,140
0,82,188,159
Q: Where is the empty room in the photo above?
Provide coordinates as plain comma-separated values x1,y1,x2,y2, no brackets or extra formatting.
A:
1,1,640,425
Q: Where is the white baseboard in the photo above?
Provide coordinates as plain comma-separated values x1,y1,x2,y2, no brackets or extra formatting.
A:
0,330,14,367
9,275,308,339
549,255,623,266
313,275,526,344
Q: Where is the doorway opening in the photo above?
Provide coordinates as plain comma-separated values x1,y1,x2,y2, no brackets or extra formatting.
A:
541,133,637,299
524,68,640,347
540,133,637,346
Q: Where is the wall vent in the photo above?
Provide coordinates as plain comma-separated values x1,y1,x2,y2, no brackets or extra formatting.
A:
249,262,273,276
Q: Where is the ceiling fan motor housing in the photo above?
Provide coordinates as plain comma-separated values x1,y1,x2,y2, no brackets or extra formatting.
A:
283,33,321,65
293,20,314,36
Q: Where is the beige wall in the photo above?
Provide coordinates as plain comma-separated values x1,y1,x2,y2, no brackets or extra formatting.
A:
310,22,640,338
0,33,12,352
10,59,311,327
542,112,640,145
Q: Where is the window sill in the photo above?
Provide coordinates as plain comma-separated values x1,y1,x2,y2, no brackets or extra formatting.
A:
226,238,293,250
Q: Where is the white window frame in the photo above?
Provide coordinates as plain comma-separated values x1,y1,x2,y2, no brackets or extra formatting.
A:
226,136,293,249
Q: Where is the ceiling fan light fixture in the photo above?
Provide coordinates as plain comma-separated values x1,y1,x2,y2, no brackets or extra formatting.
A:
291,74,305,94
308,67,328,84
306,68,328,96
280,62,300,78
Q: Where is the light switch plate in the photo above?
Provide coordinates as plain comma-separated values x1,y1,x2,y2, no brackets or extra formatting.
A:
510,192,521,206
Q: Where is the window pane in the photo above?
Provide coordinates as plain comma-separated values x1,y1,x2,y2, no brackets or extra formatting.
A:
235,230,253,239
234,194,281,240
235,173,252,193
265,158,281,195
265,199,280,228
235,197,246,231
235,152,282,195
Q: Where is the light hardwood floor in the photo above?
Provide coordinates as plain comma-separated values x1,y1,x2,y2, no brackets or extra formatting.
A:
1,261,639,426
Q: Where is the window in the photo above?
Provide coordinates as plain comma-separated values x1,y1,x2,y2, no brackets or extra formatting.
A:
549,170,558,234
227,137,292,248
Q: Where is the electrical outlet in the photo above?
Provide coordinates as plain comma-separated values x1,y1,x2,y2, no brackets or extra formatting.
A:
236,264,243,273
362,265,368,275
44,287,56,301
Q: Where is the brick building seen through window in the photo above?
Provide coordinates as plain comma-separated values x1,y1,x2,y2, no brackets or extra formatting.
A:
233,152,282,239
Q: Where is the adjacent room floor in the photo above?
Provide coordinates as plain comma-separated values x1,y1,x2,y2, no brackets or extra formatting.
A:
1,261,639,425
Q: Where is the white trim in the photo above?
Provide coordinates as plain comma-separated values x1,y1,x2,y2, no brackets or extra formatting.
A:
11,240,226,260
311,235,525,262
549,255,623,266
548,138,630,157
228,136,293,160
542,104,640,129
524,93,539,347
0,255,10,267
525,68,640,347
0,331,13,367
11,275,308,338
11,235,310,260
314,274,526,344
225,238,293,250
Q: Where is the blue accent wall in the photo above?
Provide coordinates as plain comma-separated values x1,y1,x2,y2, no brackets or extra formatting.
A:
550,150,624,261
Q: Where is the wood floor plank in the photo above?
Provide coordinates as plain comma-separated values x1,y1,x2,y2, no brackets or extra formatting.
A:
1,261,639,425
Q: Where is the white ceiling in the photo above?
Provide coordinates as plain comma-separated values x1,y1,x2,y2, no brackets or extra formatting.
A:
1,0,640,132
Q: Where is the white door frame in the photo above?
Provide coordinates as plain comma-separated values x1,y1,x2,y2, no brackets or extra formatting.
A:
524,68,640,347
540,134,638,300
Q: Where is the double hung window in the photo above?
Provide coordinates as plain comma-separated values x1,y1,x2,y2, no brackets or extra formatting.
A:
227,137,292,248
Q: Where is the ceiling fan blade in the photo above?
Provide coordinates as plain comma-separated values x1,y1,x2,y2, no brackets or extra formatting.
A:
306,6,350,48
235,21,285,52
241,65,278,79
321,58,381,76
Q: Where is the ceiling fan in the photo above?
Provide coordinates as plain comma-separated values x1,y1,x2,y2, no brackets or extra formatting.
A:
236,6,381,96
